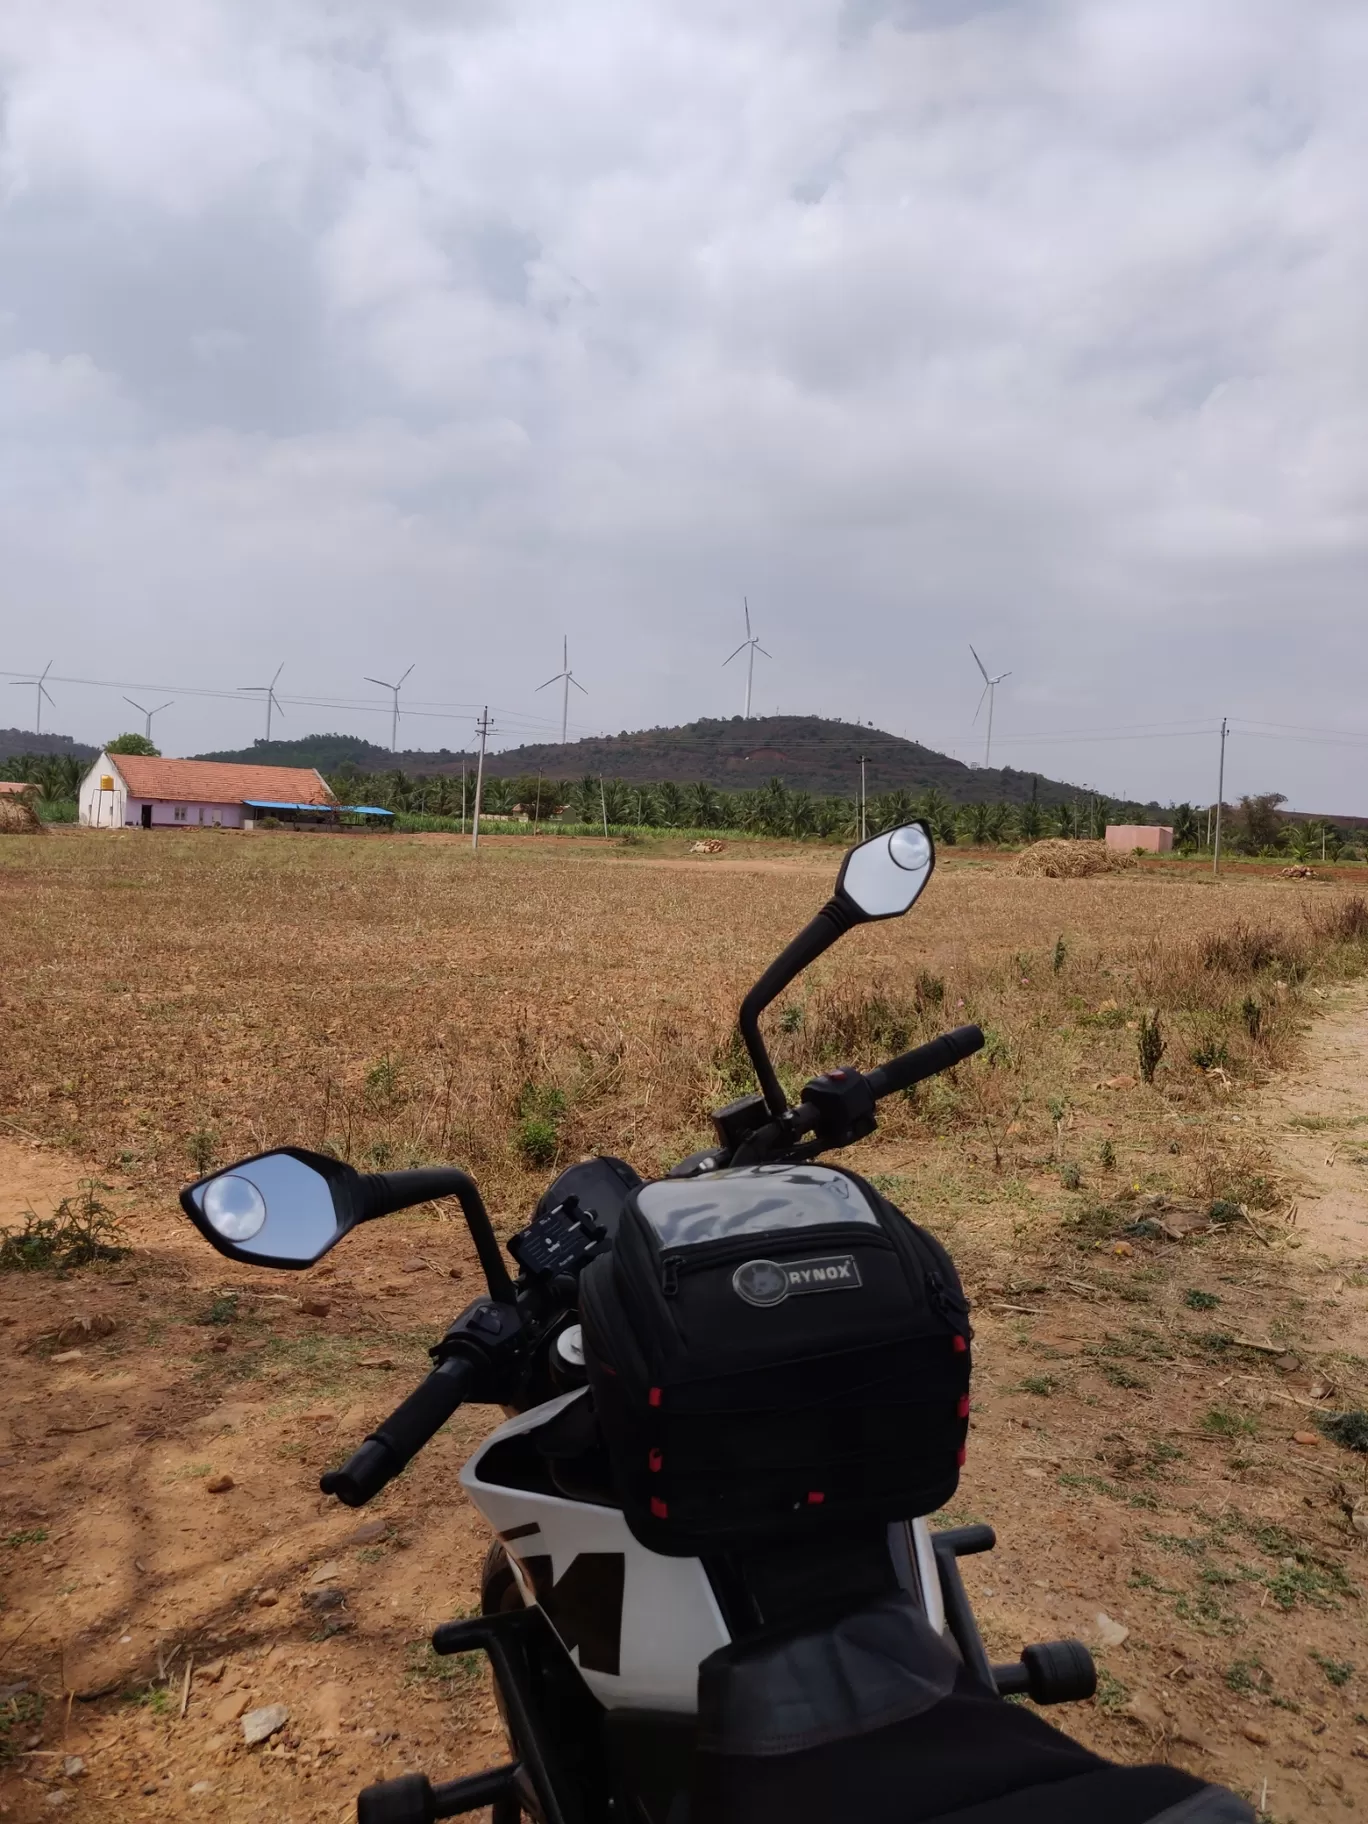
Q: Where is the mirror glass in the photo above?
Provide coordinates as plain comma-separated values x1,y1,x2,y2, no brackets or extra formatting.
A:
189,1151,342,1264
839,820,934,920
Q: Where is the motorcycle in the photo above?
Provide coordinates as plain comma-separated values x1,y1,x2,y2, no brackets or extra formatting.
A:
181,822,1251,1824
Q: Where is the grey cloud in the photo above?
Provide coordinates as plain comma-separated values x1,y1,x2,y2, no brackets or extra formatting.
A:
0,0,1366,805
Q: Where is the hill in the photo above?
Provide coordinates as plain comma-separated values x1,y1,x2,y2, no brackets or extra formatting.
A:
195,717,1109,806
0,728,98,763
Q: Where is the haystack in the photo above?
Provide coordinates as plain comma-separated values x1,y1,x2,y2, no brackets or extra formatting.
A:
0,797,43,835
1011,839,1132,879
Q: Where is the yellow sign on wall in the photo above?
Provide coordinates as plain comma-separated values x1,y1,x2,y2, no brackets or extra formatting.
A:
100,776,114,791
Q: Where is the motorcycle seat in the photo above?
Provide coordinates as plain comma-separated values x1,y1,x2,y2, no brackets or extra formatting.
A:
694,1592,1253,1824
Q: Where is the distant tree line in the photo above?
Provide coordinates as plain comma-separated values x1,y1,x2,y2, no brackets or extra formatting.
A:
324,764,1213,847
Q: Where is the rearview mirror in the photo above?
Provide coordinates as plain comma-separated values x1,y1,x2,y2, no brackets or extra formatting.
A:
181,1147,361,1269
835,820,935,921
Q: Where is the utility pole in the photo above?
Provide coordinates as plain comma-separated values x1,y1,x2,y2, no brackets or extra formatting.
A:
1212,717,1228,879
858,754,869,842
460,766,467,836
471,708,491,852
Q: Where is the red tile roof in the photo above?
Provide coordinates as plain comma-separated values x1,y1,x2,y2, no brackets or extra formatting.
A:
0,780,36,796
106,755,336,806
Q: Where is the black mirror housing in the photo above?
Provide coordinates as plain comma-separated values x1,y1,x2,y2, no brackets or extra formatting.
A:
180,1146,362,1270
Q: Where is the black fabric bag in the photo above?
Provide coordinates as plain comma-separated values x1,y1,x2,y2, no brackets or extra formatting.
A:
578,1162,971,1556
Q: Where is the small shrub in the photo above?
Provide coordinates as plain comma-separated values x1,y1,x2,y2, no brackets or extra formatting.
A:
187,1128,217,1174
1240,997,1263,1042
1319,1410,1368,1453
1094,1668,1129,1712
0,1688,44,1764
198,1292,240,1327
1201,1406,1257,1438
1099,1139,1115,1170
1019,1375,1057,1397
5,1528,48,1547
365,1054,403,1102
1052,935,1067,973
779,1004,804,1034
1310,894,1368,943
0,1184,126,1272
1190,1037,1230,1072
515,1116,559,1168
1184,1289,1220,1311
1060,1161,1082,1191
1200,920,1290,976
914,971,945,1011
1137,1011,1165,1083
1207,1199,1244,1226
1224,1658,1272,1695
1309,1650,1353,1688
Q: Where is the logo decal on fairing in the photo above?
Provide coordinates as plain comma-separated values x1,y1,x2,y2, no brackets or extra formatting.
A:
732,1254,862,1307
517,1552,626,1676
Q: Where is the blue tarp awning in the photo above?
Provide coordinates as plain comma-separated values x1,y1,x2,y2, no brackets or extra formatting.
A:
243,800,337,811
340,805,395,817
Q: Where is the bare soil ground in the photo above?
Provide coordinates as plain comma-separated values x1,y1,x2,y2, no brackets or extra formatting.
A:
2,832,1368,1821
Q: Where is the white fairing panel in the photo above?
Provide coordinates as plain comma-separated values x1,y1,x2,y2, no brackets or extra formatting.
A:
461,1392,729,1713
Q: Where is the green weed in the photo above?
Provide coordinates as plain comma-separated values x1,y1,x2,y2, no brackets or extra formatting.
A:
1094,1668,1129,1712
1225,1657,1272,1696
0,1183,126,1272
1319,1410,1368,1453
198,1292,239,1326
4,1528,48,1547
1201,1407,1257,1438
1184,1289,1220,1311
1018,1375,1057,1397
1308,1650,1353,1688
0,1688,43,1764
186,1128,217,1174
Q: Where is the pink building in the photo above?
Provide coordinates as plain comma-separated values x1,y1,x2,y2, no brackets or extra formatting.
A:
1106,824,1173,854
78,754,335,829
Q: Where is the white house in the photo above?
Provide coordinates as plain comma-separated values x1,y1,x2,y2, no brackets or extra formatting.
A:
79,754,337,830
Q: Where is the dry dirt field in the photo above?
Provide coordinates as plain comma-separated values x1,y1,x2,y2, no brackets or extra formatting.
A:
2,828,1368,1822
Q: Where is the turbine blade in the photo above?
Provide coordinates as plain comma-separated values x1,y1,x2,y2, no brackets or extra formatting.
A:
398,664,415,687
569,674,588,694
723,642,748,665
364,677,393,690
972,683,989,723
535,674,562,691
969,644,990,685
994,670,1012,684
755,644,772,660
271,663,284,686
744,597,752,639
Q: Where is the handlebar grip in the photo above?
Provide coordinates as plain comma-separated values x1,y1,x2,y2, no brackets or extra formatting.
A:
320,1354,477,1507
865,1025,985,1100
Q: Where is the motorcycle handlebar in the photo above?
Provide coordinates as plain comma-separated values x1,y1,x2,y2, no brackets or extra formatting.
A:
320,1353,478,1508
864,1024,985,1099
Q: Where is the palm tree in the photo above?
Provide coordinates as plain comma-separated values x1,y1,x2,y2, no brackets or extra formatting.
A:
962,801,994,846
1170,803,1200,851
689,782,719,828
657,781,687,827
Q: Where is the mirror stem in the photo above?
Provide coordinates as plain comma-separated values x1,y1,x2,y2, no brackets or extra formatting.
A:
739,897,861,1115
359,1168,516,1303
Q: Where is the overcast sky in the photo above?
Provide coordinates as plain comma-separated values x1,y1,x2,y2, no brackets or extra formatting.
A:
2,0,1366,808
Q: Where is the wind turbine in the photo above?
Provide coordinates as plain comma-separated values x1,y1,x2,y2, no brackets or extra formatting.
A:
365,664,415,753
123,697,174,744
9,661,55,735
970,645,1011,769
241,663,286,743
536,636,587,745
723,598,771,721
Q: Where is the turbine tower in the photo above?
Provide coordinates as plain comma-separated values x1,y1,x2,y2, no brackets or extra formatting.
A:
536,636,587,745
241,663,286,743
970,645,1011,769
365,664,415,753
9,661,55,735
723,598,771,721
123,697,174,743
